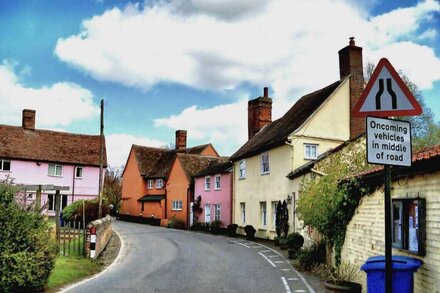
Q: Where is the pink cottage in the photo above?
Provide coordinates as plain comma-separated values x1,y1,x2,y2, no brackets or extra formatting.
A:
193,161,232,226
0,109,107,216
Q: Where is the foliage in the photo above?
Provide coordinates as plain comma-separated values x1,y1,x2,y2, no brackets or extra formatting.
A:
103,166,123,214
365,61,440,151
47,256,102,291
244,225,256,240
192,195,203,222
167,216,185,229
62,199,110,225
287,232,304,250
190,221,205,231
297,141,371,265
275,201,282,238
0,182,58,292
210,220,222,234
324,262,361,284
297,242,327,271
227,224,238,237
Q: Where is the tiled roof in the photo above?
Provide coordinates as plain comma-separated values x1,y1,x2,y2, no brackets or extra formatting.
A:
0,124,107,167
231,79,343,161
177,154,229,179
193,160,232,177
132,144,213,179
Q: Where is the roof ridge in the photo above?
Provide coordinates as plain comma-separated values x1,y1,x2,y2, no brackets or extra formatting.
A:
0,124,101,138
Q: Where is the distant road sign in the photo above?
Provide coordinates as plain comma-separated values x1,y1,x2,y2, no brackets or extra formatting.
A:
353,58,422,117
366,117,411,166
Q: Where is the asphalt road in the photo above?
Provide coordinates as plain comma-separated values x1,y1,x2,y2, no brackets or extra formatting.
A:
64,220,315,293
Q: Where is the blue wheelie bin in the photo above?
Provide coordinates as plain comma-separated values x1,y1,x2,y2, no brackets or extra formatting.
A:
361,255,422,293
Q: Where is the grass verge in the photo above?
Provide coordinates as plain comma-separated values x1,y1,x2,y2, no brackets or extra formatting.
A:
46,256,102,292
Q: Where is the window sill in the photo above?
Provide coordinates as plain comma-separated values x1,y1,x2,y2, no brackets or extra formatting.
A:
75,177,83,180
48,174,63,178
261,172,270,176
214,188,221,191
0,170,11,173
171,209,183,211
238,177,246,180
258,228,267,231
205,189,211,192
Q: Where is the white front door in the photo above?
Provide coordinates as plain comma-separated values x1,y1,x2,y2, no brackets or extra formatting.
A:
205,204,211,223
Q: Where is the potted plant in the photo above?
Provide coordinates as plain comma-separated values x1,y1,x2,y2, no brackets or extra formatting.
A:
227,224,238,237
287,232,304,259
244,225,256,240
323,262,362,293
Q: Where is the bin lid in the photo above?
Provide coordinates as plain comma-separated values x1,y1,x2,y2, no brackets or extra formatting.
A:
361,255,423,272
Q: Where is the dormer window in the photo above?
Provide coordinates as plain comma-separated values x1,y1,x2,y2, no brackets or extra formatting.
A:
304,144,318,160
147,180,154,189
156,179,164,189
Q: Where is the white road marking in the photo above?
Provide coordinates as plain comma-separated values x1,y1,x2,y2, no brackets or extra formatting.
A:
281,268,291,271
267,255,279,258
274,260,286,263
293,290,307,292
258,251,277,267
287,278,299,281
260,249,271,253
281,277,292,293
250,245,262,248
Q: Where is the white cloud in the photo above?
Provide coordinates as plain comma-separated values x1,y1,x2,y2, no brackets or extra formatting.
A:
154,99,248,156
106,133,166,167
55,0,440,154
0,60,99,128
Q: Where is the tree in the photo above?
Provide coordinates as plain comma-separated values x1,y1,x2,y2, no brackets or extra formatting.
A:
365,62,440,150
0,179,58,292
192,195,203,222
103,166,123,213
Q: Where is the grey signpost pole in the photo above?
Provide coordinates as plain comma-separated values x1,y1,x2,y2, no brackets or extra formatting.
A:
384,165,392,293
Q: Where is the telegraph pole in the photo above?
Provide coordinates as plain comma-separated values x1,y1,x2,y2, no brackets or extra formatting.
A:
98,99,104,219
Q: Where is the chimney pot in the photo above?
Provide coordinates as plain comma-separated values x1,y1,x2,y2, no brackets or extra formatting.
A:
349,37,355,46
175,130,187,150
264,87,269,97
22,109,36,130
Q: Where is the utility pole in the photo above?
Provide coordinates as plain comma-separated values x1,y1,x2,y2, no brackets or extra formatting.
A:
98,99,104,219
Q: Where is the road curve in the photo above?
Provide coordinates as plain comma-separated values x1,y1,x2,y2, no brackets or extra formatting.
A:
64,220,315,293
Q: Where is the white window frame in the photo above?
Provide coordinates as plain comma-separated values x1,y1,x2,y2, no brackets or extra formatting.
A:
214,204,221,221
205,204,211,223
147,180,154,189
172,200,183,211
75,167,83,179
0,158,11,171
48,163,63,177
241,202,246,224
156,179,164,189
261,152,270,174
261,202,267,228
239,160,246,179
205,176,211,191
214,174,221,190
304,144,319,160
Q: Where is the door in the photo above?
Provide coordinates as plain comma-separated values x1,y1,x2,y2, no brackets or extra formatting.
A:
205,204,211,223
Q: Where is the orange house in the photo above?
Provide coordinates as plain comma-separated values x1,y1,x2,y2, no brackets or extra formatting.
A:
120,130,219,226
166,153,228,227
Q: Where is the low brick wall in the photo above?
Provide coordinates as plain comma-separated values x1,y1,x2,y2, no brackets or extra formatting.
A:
85,215,112,259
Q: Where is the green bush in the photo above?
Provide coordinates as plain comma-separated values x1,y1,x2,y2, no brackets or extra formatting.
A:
287,232,305,250
210,220,222,234
0,182,58,292
167,217,185,229
227,224,238,237
190,221,204,231
244,225,256,240
62,199,110,225
297,242,326,271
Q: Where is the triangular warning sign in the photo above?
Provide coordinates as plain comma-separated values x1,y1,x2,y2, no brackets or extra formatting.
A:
353,58,422,117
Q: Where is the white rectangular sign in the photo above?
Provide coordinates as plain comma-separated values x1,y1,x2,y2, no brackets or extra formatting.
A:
367,117,412,166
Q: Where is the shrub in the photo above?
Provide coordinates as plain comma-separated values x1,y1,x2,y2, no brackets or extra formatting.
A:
244,225,256,240
62,199,110,225
297,242,326,271
287,232,305,250
167,217,186,230
210,220,222,234
227,224,238,237
190,221,204,231
0,182,58,292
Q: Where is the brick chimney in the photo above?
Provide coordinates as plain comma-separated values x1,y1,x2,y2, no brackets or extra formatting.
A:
175,130,187,150
338,37,365,138
248,87,272,139
22,109,36,130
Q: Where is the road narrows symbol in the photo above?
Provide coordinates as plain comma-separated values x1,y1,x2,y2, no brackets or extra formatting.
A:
375,78,397,110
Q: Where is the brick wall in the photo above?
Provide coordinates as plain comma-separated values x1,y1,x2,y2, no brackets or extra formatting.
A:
342,170,440,292
86,215,112,259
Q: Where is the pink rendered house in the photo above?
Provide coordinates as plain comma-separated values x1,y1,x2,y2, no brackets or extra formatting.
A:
0,109,107,216
193,161,232,227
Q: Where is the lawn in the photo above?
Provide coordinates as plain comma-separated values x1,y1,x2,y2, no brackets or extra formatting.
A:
46,256,102,292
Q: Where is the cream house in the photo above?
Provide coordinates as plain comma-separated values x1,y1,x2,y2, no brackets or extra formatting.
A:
230,38,366,239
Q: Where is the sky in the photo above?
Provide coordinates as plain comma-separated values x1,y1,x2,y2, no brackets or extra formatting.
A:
1,0,439,167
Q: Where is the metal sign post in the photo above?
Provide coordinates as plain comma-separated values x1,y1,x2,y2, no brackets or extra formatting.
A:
384,165,392,293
